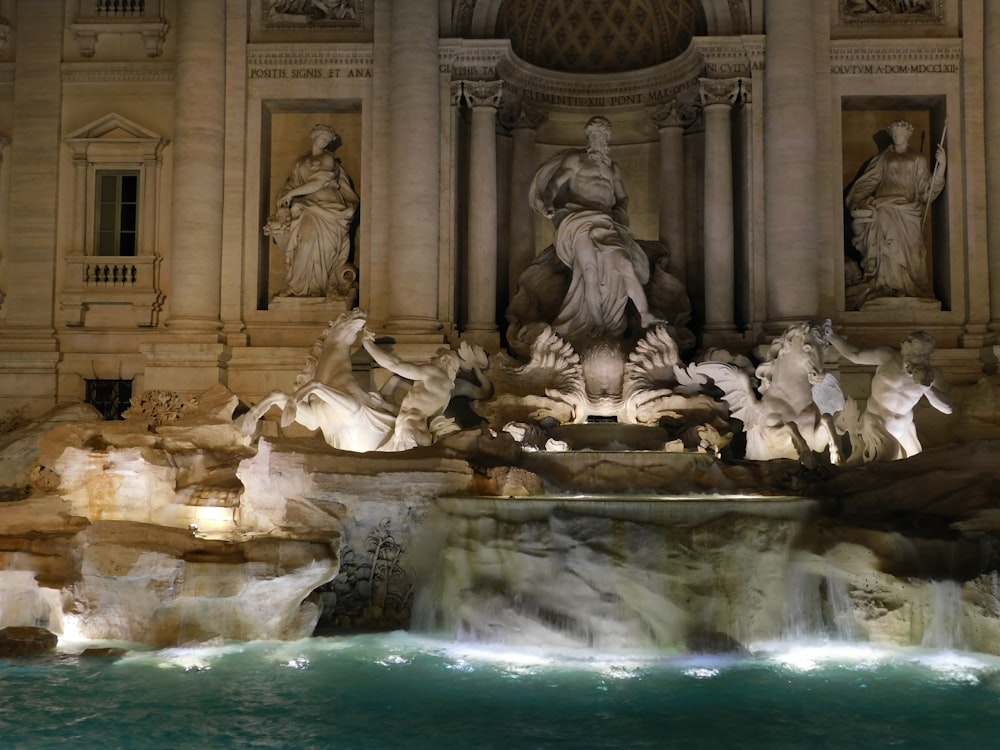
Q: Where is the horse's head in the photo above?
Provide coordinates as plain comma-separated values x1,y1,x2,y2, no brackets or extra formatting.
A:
761,322,829,387
324,307,368,343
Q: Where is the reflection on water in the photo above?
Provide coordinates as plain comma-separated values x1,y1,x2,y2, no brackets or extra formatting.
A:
2,632,1000,749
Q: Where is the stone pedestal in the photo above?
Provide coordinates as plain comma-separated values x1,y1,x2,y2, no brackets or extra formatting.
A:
140,342,232,396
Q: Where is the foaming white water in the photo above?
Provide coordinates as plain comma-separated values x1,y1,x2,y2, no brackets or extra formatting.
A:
750,637,1000,683
922,579,966,650
0,570,63,631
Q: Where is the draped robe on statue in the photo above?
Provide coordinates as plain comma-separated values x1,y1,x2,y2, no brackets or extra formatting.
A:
549,208,650,338
529,148,651,339
276,157,359,297
846,147,944,300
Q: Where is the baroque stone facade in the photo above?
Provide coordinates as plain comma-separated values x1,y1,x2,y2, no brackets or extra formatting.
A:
0,0,996,426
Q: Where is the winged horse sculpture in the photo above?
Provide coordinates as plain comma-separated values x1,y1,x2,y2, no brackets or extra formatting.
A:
683,321,846,465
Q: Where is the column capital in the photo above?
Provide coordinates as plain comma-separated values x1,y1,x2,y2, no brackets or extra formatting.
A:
450,79,465,106
647,99,697,130
500,98,547,132
458,79,504,109
698,77,746,108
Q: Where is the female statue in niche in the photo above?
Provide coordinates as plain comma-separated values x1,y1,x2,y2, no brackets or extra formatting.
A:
264,124,359,300
845,119,946,307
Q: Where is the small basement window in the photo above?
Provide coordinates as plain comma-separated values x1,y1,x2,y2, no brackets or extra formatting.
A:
85,378,133,420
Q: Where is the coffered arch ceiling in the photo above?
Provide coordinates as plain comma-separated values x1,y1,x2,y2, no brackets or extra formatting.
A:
497,0,705,73
452,0,751,72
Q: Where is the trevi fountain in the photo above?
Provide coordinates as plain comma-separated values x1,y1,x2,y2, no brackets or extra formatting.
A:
3,110,1000,746
2,1,1000,747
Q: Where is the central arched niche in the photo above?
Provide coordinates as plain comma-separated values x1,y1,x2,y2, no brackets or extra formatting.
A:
496,0,707,73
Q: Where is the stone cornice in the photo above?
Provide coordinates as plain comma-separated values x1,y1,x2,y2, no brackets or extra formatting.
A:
693,36,761,76
62,62,174,84
830,39,962,74
439,39,509,79
248,43,373,68
742,36,766,72
499,42,707,112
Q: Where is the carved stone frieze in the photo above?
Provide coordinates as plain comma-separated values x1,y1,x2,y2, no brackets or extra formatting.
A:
830,40,962,75
439,40,508,80
500,43,704,112
839,0,943,24
694,36,754,78
262,0,363,28
742,36,766,72
62,62,174,84
247,45,373,81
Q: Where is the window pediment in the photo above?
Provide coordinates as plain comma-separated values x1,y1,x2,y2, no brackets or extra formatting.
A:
66,112,168,158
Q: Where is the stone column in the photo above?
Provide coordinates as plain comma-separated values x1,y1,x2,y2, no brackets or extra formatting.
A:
146,1,229,395
460,81,504,349
700,78,741,339
0,0,61,415
505,101,547,302
649,99,693,283
164,1,225,334
986,2,1000,329
386,0,442,336
763,0,819,325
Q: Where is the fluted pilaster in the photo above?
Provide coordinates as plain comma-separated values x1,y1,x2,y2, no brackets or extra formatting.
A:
504,100,547,302
460,81,503,347
649,99,695,283
700,78,742,337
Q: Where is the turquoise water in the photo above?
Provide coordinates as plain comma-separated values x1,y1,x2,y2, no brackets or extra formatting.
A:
3,633,1000,749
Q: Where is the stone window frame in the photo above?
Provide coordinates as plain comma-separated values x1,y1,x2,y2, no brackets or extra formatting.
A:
94,168,140,257
59,113,168,327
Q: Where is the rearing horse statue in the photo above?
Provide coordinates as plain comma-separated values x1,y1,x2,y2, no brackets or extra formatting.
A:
240,308,396,452
687,322,845,465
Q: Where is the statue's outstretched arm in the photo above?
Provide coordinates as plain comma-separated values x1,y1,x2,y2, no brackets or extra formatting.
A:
361,330,431,383
924,372,953,414
828,333,890,367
